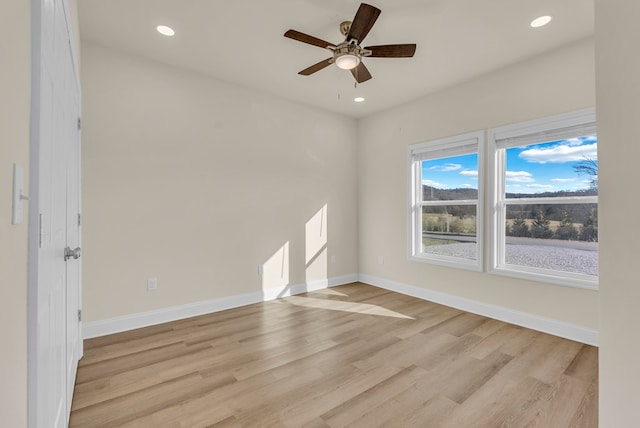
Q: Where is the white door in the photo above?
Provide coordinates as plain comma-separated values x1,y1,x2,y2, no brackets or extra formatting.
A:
29,0,82,426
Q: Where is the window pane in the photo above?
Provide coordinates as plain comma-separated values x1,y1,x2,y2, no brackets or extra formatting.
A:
504,203,598,276
505,135,597,198
422,205,477,260
421,153,478,201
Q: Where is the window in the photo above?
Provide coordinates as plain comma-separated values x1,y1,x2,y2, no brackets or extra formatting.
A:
489,109,598,289
409,131,484,270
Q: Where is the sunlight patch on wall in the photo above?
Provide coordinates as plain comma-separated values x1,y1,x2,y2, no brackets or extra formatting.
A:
306,204,328,283
262,241,290,290
305,204,327,264
306,247,328,283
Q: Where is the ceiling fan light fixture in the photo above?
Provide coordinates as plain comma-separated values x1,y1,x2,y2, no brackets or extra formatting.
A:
335,53,360,70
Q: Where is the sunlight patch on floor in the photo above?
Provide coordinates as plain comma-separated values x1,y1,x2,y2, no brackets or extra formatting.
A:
309,288,348,297
285,295,414,320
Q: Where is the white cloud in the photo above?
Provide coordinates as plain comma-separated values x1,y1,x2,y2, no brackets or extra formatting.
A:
462,184,473,188
526,184,555,191
550,178,576,183
422,179,444,188
459,170,478,177
564,138,584,146
429,163,462,172
519,143,597,163
506,171,535,183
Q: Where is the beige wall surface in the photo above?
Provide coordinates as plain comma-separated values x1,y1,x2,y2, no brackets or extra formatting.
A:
0,1,30,426
81,43,358,322
357,38,598,329
596,0,640,425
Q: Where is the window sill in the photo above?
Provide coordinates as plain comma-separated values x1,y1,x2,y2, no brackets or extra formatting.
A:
490,265,598,290
410,253,482,272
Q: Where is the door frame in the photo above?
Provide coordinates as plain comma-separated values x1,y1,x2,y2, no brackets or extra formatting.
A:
27,0,82,426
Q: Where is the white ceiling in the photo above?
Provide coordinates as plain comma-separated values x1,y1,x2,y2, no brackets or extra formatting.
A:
78,0,593,119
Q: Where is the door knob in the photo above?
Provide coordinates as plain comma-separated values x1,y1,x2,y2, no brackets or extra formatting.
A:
64,246,81,261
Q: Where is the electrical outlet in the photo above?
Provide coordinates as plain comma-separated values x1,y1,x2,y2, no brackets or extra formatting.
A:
330,255,336,264
147,277,158,291
257,265,263,276
378,255,384,265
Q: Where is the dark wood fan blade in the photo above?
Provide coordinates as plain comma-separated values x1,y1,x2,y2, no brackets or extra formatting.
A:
365,44,416,58
284,29,336,50
347,3,381,44
351,62,372,83
299,58,333,76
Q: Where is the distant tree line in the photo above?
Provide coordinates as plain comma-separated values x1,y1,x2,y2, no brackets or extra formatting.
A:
505,188,597,222
507,209,598,242
422,185,598,242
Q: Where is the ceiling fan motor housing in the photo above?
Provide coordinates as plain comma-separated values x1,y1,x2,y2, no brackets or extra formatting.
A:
334,42,372,58
339,21,352,36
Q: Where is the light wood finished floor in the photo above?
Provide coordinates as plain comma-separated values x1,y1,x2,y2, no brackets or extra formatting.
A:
70,283,598,427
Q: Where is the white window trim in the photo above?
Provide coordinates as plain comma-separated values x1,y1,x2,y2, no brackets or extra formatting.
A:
488,108,598,290
408,131,484,271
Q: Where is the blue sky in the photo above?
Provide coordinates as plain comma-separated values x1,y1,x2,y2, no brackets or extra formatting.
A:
422,135,598,194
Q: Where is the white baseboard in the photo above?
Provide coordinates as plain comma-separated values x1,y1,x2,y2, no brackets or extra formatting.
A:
358,274,599,347
83,272,598,346
83,274,358,339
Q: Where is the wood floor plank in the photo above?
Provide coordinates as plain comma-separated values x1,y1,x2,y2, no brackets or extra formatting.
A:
565,344,599,383
465,375,555,428
439,350,513,404
72,346,235,410
320,365,427,428
277,365,403,427
343,385,431,428
569,380,598,428
70,282,597,427
394,394,459,427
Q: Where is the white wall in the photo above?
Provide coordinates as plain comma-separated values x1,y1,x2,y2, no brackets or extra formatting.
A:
357,38,598,330
596,0,640,425
0,1,30,426
80,42,358,323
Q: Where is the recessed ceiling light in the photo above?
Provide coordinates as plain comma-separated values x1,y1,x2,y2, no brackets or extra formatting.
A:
156,25,175,36
530,16,552,28
354,97,365,103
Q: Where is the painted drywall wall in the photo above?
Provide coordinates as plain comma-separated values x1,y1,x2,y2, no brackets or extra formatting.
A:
80,42,358,322
596,0,640,424
0,1,30,426
357,38,598,329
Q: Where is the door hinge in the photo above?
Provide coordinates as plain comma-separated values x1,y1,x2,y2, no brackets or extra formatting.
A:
77,117,81,131
78,309,82,322
78,213,81,227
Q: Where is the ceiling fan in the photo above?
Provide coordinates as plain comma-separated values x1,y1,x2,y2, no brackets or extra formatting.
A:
284,3,416,84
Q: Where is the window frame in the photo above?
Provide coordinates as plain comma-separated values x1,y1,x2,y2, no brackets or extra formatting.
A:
488,108,598,289
408,131,484,271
